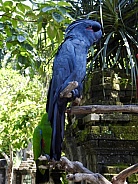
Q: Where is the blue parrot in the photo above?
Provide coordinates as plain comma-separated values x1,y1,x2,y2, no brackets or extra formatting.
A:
46,19,102,161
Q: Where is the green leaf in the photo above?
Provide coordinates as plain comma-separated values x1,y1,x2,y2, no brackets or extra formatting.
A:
119,30,134,68
0,23,4,30
17,35,26,43
119,30,136,87
87,47,104,75
0,41,3,49
11,19,17,29
57,6,67,15
57,1,72,7
25,11,37,19
15,15,24,21
6,35,16,42
102,32,114,68
52,12,64,23
64,12,74,20
6,42,12,49
113,45,121,66
17,3,25,13
3,1,13,9
56,29,63,44
47,24,56,40
42,6,55,13
21,2,32,11
125,31,138,48
37,22,42,33
5,25,12,36
24,43,33,51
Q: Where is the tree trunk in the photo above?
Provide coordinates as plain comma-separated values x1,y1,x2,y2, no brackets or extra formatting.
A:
1,146,13,184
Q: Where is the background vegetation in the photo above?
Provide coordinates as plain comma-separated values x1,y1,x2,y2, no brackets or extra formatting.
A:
0,0,138,162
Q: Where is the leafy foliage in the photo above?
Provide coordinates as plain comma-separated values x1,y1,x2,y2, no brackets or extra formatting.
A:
0,0,76,159
0,0,74,74
87,0,138,73
0,0,138,158
0,66,46,157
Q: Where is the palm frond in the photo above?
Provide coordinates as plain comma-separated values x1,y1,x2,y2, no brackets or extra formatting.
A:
103,31,114,68
119,29,136,86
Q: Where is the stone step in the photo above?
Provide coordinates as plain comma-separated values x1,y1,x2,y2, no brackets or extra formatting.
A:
83,113,131,122
76,125,138,141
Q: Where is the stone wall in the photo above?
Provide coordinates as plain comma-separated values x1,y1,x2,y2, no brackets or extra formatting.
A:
0,159,6,184
63,69,138,183
64,113,138,183
82,69,137,105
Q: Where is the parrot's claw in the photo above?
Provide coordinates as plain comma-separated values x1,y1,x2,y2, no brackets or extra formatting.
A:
38,154,50,161
73,97,82,105
71,89,80,99
44,154,50,161
38,165,49,169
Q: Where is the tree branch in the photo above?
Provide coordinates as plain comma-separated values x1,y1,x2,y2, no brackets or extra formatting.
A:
67,173,111,184
1,152,10,165
112,163,138,184
37,156,138,184
60,156,93,174
60,157,111,184
67,105,138,114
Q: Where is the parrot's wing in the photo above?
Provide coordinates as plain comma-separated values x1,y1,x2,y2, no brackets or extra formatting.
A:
33,126,42,161
42,122,52,156
47,40,75,122
47,39,88,122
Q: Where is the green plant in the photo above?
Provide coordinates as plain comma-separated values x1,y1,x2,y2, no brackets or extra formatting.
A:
0,66,46,156
0,0,74,75
89,0,138,77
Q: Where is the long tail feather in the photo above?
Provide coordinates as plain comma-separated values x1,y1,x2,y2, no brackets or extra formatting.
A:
50,102,65,161
35,168,49,184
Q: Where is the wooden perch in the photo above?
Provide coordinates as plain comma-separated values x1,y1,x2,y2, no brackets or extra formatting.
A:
37,156,138,184
60,81,78,98
60,156,93,174
112,163,138,184
67,173,111,184
67,105,138,114
63,159,138,184
60,157,111,184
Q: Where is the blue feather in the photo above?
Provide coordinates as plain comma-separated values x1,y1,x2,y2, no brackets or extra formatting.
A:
46,19,102,160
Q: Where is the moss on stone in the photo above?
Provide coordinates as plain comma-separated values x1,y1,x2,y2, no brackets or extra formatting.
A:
110,126,138,140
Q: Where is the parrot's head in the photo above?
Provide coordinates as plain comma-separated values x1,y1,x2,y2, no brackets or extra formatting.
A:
65,19,102,47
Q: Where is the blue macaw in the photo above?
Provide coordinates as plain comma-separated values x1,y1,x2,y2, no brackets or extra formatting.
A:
46,19,102,161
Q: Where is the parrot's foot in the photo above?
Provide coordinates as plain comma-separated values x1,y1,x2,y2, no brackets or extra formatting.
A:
38,154,50,161
71,88,82,105
60,81,78,98
71,89,80,99
72,97,82,106
44,154,50,161
38,165,49,169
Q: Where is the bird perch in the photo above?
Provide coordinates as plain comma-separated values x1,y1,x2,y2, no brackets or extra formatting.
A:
112,163,138,184
37,156,138,184
60,81,78,98
67,105,138,114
